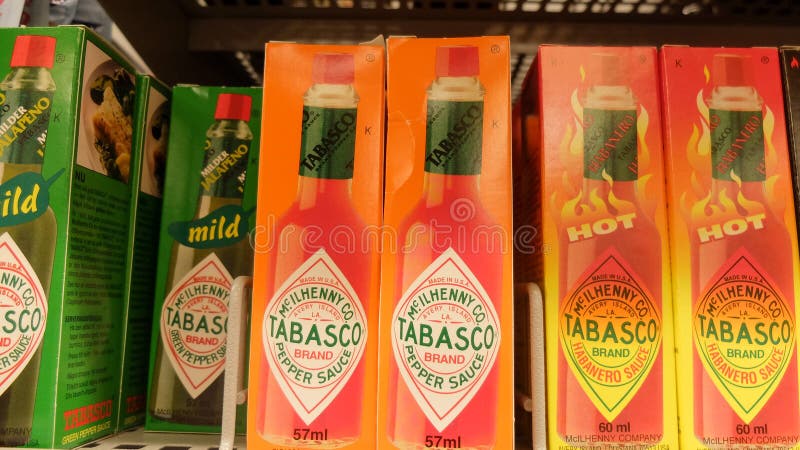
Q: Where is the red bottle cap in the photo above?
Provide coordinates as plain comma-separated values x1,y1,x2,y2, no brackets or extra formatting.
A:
591,53,624,86
435,46,479,77
713,54,753,87
214,93,252,121
312,53,355,84
10,35,56,69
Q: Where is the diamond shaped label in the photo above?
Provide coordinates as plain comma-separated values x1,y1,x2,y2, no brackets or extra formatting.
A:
559,248,662,421
391,247,501,432
0,233,47,397
262,248,367,425
694,248,794,423
160,252,232,398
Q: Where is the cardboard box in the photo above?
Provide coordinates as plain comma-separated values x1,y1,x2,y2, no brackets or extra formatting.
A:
535,46,678,449
0,26,136,447
378,36,513,450
661,46,800,449
116,75,171,431
146,86,261,433
248,42,384,450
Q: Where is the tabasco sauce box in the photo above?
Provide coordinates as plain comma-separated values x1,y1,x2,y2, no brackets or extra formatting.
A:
248,41,384,450
661,46,800,450
535,46,678,449
145,86,261,433
378,36,514,450
116,75,171,432
0,26,138,448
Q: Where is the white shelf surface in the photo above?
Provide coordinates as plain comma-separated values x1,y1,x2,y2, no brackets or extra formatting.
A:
77,428,245,450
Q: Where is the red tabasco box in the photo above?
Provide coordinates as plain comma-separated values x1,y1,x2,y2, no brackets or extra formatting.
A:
533,46,678,449
248,41,384,449
378,36,514,450
661,46,800,450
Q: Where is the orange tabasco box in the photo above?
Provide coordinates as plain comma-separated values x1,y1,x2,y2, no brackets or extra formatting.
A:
661,46,800,450
248,41,384,449
378,36,514,450
532,46,678,449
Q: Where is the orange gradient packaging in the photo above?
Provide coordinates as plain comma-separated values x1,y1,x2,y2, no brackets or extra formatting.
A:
248,42,384,449
378,36,513,450
661,46,800,450
535,46,678,449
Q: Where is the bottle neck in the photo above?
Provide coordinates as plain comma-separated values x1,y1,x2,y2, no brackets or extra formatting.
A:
708,106,765,184
296,176,352,210
0,69,55,165
422,172,479,206
1,67,56,92
295,83,359,205
200,119,252,200
422,76,485,204
582,100,638,182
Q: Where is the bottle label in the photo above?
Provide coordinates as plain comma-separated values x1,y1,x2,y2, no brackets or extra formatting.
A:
167,204,254,249
262,248,367,424
425,100,483,176
391,247,500,431
559,248,661,421
201,135,250,198
0,232,47,397
0,170,62,228
709,109,765,182
0,90,53,164
160,252,232,398
694,248,794,423
299,106,357,180
582,108,638,181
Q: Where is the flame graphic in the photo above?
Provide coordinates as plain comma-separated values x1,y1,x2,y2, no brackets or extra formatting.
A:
550,83,654,229
792,57,799,69
678,66,783,230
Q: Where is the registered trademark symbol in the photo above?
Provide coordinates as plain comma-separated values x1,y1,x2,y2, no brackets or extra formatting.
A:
491,45,501,54
639,54,647,64
366,54,375,62
762,56,770,64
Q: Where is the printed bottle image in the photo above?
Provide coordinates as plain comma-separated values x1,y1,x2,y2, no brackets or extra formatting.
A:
0,35,58,446
555,53,665,446
257,53,369,448
691,54,799,445
387,46,502,450
149,93,254,425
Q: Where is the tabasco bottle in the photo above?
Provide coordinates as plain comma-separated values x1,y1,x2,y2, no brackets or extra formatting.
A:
386,45,503,450
690,53,799,445
555,53,666,445
0,34,57,446
149,92,254,425
257,53,369,448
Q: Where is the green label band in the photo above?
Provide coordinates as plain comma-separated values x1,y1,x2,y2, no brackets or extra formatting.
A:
0,90,54,164
583,108,637,181
299,106,357,180
201,135,250,198
425,100,483,176
710,109,765,182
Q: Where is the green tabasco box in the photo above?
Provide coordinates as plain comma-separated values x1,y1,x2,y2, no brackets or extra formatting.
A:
0,26,138,447
145,86,261,433
116,75,171,432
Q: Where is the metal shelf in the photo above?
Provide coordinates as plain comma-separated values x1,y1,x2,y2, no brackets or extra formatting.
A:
99,0,800,98
76,428,244,450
